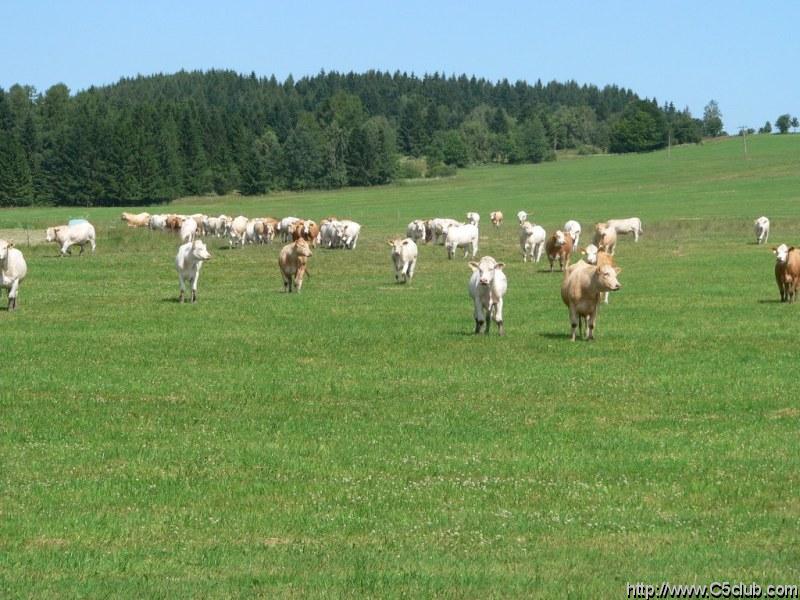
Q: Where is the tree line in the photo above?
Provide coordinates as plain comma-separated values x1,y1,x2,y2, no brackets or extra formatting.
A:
0,70,706,207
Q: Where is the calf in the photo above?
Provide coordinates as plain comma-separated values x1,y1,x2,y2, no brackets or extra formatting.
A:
279,238,313,293
445,223,479,259
490,211,504,227
773,244,800,302
519,222,546,263
175,240,212,303
545,230,574,272
0,240,27,310
46,222,97,256
755,216,770,245
388,238,418,283
561,262,622,341
468,256,507,335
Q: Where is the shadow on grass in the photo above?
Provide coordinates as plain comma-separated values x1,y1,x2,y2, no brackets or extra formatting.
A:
539,332,572,340
757,299,784,304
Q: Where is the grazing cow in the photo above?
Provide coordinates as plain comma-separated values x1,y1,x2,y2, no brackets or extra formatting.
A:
149,214,168,231
468,256,507,335
279,238,313,293
564,220,581,250
490,211,504,227
165,214,184,231
582,243,618,304
121,212,151,227
278,217,300,242
519,222,546,263
175,240,212,304
606,217,643,242
466,212,480,226
561,262,622,341
388,238,418,283
0,240,27,310
517,211,530,225
755,216,770,245
545,230,574,272
180,217,198,243
228,216,248,247
773,244,800,302
406,220,427,242
445,223,479,259
429,218,462,245
593,223,618,256
338,220,361,250
46,222,97,257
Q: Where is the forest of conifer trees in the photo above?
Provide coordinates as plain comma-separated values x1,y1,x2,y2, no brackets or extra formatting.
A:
0,70,703,206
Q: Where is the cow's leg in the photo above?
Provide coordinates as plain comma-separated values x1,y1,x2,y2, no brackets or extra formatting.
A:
90,237,96,252
79,243,85,256
587,309,597,340
61,242,70,256
295,266,305,293
191,270,201,303
569,306,579,341
494,297,504,336
178,273,185,303
8,279,20,310
474,298,485,334
407,259,416,281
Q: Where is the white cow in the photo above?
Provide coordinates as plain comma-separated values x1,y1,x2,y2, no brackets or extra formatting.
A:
175,240,212,303
149,214,168,231
45,222,96,256
517,211,530,225
445,223,479,259
607,217,643,242
564,220,582,250
466,212,480,226
754,216,770,245
429,218,462,245
468,256,507,335
0,240,27,310
406,220,427,242
180,217,198,243
519,222,546,263
388,238,418,283
278,217,300,242
320,219,343,248
338,220,361,250
228,216,248,247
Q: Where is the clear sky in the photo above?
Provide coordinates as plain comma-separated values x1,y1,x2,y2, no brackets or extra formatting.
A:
1,0,797,132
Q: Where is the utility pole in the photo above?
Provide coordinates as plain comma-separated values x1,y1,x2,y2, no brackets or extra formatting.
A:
738,126,748,158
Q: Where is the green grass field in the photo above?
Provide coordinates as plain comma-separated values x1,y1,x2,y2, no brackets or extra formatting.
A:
2,135,799,597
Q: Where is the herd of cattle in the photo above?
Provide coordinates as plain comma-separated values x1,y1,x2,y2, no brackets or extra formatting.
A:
0,209,792,340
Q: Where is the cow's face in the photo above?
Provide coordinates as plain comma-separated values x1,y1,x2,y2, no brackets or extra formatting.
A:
295,240,312,257
598,265,622,291
582,244,599,264
554,230,566,245
517,211,528,224
469,259,502,286
774,244,790,263
45,227,56,242
192,240,212,261
0,241,11,261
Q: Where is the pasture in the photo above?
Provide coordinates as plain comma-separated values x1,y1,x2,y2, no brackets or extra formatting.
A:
1,135,799,597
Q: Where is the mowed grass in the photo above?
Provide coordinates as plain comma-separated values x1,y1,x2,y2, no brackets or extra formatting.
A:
1,135,799,597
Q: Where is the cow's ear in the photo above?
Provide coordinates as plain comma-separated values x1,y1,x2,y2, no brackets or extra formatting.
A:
401,239,410,245
468,261,479,272
386,240,393,246
791,247,796,252
7,241,13,248
495,262,505,270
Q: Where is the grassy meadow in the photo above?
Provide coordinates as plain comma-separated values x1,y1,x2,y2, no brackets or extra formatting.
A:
1,135,799,597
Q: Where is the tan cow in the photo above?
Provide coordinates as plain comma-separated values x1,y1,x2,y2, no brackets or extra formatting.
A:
279,238,313,293
490,211,504,227
121,212,151,227
545,230,574,272
166,214,184,231
561,262,622,341
593,223,618,255
582,243,618,304
292,220,320,246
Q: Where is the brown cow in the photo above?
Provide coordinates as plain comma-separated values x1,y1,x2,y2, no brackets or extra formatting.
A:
490,211,504,227
545,230,574,272
773,244,800,302
165,214,184,231
279,238,313,293
292,220,320,246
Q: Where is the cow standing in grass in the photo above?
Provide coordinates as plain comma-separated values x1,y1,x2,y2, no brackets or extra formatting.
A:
773,243,800,302
175,240,212,304
0,240,27,310
468,256,507,335
755,216,770,245
561,262,622,341
388,238,418,284
279,239,313,293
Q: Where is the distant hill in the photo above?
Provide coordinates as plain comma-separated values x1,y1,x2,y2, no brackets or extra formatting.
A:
0,70,703,206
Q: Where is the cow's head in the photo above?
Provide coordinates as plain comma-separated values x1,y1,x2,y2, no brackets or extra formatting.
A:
517,211,528,224
597,264,622,292
191,240,212,261
469,257,504,286
0,240,13,261
295,239,313,258
45,227,58,242
553,230,566,246
582,244,599,265
774,244,790,263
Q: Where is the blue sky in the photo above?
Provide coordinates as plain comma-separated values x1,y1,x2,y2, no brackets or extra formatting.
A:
1,1,797,132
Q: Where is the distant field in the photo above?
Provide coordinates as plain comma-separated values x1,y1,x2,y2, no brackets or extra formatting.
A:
1,135,799,597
